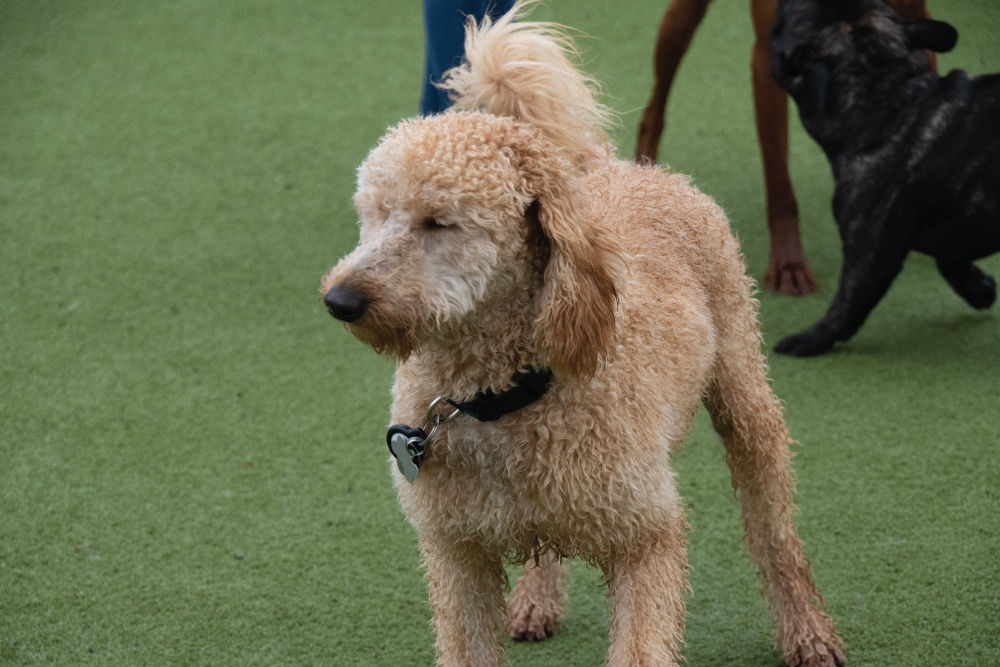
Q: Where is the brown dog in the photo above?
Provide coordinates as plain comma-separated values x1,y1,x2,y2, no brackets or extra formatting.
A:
635,0,931,296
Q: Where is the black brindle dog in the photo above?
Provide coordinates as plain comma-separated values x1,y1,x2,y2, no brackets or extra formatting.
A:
770,0,1000,356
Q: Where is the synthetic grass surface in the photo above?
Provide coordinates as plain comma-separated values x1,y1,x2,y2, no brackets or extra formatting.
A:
2,1,998,664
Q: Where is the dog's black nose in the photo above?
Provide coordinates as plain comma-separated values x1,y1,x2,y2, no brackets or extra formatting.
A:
324,284,370,322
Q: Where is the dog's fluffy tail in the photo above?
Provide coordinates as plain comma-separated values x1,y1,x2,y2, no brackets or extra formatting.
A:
438,1,615,168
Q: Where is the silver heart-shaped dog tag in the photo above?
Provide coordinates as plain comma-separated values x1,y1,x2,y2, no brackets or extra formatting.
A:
387,424,428,483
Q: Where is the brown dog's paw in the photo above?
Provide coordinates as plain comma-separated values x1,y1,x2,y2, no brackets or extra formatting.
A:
634,114,662,165
765,256,819,297
507,601,560,642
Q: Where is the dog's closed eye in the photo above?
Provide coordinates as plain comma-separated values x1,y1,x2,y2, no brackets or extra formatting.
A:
422,217,446,231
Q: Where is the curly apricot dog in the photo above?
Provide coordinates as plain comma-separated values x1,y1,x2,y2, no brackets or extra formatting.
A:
321,5,843,665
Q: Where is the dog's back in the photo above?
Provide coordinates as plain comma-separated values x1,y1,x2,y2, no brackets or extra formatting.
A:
439,3,792,467
772,0,1000,209
445,3,783,398
911,70,1000,237
441,3,757,309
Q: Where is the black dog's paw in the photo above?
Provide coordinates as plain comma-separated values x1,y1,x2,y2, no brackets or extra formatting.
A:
963,270,996,310
938,261,997,310
775,329,836,357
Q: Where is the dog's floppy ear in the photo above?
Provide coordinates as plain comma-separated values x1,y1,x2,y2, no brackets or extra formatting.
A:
903,19,958,54
517,140,618,378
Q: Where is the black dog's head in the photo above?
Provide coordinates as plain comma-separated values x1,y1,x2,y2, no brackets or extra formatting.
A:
770,0,957,119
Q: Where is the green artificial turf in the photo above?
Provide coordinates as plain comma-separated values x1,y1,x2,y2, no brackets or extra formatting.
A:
2,1,998,664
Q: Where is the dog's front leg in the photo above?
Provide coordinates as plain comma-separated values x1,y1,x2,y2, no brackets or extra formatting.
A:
775,228,910,356
602,520,688,666
420,534,507,666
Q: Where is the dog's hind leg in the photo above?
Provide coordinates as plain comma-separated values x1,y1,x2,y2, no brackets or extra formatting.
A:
420,535,507,666
936,258,997,309
704,277,844,666
705,383,845,666
507,551,566,641
707,389,843,666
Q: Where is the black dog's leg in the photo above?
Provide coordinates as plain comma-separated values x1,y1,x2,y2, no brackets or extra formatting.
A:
936,258,997,309
776,242,909,357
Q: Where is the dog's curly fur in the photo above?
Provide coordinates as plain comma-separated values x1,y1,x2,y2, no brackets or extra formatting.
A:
321,4,843,665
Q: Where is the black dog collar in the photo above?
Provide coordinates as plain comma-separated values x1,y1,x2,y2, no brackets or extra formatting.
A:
446,368,553,422
386,368,553,482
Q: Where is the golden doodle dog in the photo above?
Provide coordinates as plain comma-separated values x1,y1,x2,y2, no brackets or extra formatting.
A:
321,4,843,665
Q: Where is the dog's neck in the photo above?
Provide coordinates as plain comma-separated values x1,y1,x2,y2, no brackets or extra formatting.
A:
409,277,546,402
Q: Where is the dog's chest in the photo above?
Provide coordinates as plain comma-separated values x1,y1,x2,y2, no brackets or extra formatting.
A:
395,407,679,554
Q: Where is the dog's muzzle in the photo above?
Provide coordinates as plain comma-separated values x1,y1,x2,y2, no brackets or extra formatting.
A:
324,284,370,322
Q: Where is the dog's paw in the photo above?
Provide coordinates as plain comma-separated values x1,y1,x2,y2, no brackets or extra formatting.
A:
507,601,560,642
765,256,819,297
785,636,847,667
938,260,997,310
962,269,996,310
774,330,835,357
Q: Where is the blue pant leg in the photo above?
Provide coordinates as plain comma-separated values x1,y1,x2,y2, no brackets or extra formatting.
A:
421,0,518,114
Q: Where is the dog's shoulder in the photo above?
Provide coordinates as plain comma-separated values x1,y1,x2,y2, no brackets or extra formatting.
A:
583,160,738,301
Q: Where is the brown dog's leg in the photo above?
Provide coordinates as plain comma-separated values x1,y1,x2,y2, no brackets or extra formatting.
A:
639,0,927,297
636,0,817,295
635,0,713,163
754,0,929,296
603,517,688,666
507,551,567,641
751,0,819,296
421,535,507,666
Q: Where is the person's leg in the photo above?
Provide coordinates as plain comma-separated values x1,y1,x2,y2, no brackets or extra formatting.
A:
421,1,517,114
